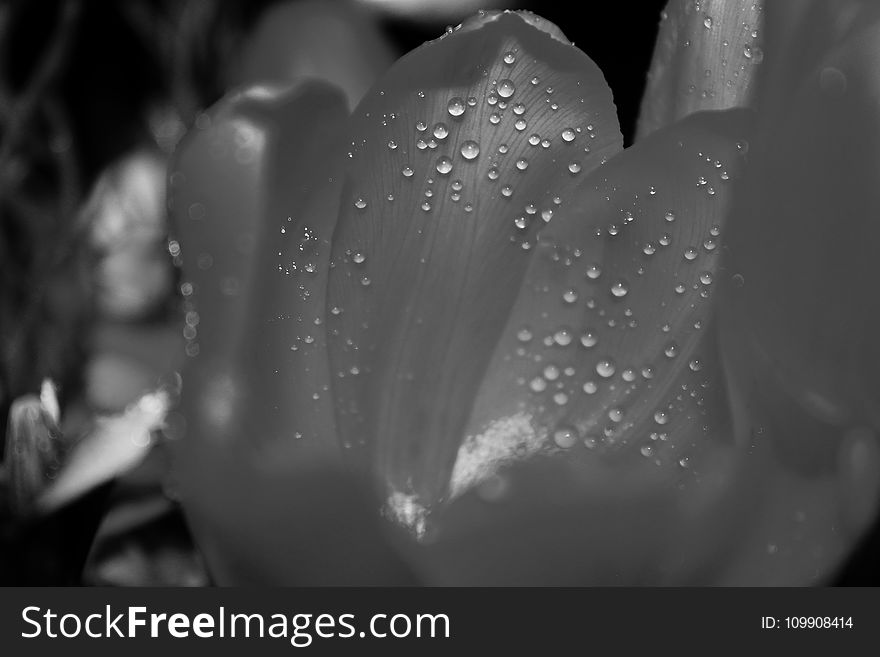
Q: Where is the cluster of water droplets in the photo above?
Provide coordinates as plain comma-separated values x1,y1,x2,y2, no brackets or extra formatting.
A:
671,1,763,103
501,139,741,468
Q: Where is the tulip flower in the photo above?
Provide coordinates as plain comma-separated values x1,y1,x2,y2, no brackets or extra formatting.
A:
172,5,880,585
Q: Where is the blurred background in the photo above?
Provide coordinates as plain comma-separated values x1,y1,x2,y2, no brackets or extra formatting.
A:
0,0,875,585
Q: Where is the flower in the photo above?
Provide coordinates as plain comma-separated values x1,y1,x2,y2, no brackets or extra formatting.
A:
171,4,880,585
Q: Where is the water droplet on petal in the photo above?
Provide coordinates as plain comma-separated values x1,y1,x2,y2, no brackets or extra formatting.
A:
517,327,533,342
654,409,669,425
554,426,577,449
354,197,367,210
497,79,515,98
611,280,629,298
503,51,516,65
596,359,616,378
447,97,466,116
580,331,598,348
529,377,547,393
460,140,480,160
433,123,449,139
561,128,576,142
553,328,573,346
435,156,453,174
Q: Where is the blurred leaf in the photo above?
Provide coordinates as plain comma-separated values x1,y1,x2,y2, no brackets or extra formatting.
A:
3,381,64,514
37,389,170,513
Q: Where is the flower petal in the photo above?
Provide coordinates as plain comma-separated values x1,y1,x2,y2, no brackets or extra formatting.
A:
324,11,623,516
172,82,410,583
636,0,764,140
171,81,347,457
456,109,753,498
718,3,880,474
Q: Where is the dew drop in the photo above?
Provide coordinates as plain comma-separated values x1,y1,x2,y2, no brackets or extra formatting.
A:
354,197,367,210
517,327,533,342
514,118,527,131
586,264,602,280
654,409,669,425
503,51,516,65
447,97,466,116
497,79,516,98
583,381,598,394
402,166,414,177
460,140,480,160
596,359,616,378
435,156,453,174
487,167,500,181
554,426,577,449
683,247,698,261
516,158,529,171
568,162,582,174
561,128,576,142
529,377,547,393
580,331,598,348
562,289,579,304
664,342,679,358
553,328,573,346
689,359,703,372
610,280,629,298
433,123,449,139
